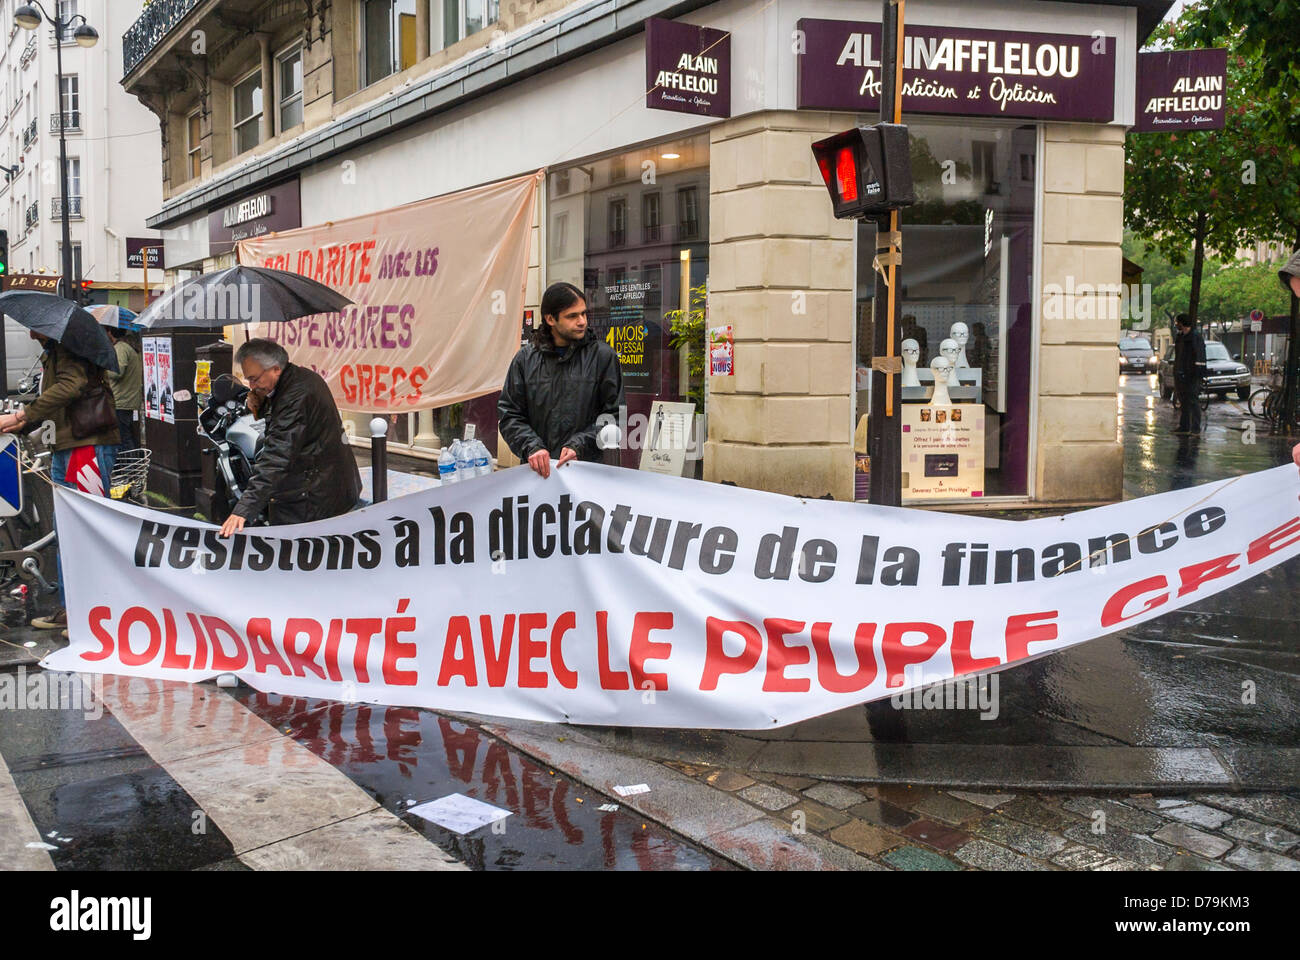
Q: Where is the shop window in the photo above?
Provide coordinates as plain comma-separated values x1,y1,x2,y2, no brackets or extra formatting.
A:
232,70,263,155
608,197,626,248
855,122,1037,501
677,186,699,240
642,191,661,243
278,46,304,131
972,140,997,194
364,0,417,87
545,133,709,468
552,212,568,257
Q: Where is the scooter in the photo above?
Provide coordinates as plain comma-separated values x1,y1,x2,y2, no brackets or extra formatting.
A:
197,376,266,524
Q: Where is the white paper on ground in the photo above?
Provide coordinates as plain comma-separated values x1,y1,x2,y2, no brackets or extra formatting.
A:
612,784,650,797
598,804,619,812
407,793,511,834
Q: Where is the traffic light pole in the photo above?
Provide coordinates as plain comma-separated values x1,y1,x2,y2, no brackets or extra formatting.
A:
868,0,906,506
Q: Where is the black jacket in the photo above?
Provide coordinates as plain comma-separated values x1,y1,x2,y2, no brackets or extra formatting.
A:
1174,329,1206,384
498,330,624,461
233,362,362,525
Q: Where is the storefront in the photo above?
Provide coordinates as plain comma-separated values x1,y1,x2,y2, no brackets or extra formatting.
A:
142,0,1161,504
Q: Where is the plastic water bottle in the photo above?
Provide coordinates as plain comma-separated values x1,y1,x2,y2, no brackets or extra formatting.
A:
455,439,472,480
472,440,491,477
438,444,458,484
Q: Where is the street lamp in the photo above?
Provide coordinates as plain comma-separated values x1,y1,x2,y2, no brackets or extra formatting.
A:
15,2,97,304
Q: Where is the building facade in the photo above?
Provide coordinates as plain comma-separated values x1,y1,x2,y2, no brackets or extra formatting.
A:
126,0,1172,505
0,0,164,301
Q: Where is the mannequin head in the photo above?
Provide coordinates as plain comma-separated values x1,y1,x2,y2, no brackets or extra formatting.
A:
930,356,953,383
950,322,969,348
940,338,961,365
901,338,920,366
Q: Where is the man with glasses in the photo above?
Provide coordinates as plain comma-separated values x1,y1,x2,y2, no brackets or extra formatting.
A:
218,338,361,537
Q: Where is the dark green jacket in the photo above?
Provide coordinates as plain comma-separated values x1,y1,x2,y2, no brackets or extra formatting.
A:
24,343,121,451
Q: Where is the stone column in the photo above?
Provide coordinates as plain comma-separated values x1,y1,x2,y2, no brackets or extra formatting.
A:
416,0,431,61
705,111,856,501
1037,123,1126,502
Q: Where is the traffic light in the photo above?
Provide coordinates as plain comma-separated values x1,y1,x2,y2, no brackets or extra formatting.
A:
79,279,92,304
0,229,8,292
811,123,916,220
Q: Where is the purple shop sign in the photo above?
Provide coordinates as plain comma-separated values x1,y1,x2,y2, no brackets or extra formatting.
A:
1134,48,1227,132
797,18,1115,122
645,17,730,118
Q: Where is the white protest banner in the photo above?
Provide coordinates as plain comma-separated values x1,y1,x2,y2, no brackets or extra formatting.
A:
43,464,1300,730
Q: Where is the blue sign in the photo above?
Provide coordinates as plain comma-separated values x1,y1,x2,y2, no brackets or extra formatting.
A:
0,436,22,518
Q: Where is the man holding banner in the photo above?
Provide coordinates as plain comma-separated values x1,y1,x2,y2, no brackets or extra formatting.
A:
499,281,624,478
218,339,361,536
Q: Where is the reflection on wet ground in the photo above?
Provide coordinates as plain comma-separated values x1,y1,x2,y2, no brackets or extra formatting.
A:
598,375,1300,773
230,691,732,871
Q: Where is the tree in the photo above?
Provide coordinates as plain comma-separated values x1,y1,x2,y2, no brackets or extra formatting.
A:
1185,0,1300,429
667,281,708,408
1124,9,1271,324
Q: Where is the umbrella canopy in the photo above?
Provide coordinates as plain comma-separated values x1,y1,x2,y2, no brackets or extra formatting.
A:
134,265,353,330
0,291,119,372
88,304,142,331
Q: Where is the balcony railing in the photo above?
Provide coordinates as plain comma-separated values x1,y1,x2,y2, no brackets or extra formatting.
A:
51,195,82,219
21,117,36,148
50,112,80,134
24,202,38,230
19,36,36,69
123,0,203,77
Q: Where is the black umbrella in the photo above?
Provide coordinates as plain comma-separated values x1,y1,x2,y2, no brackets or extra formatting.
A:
134,265,353,330
0,291,119,372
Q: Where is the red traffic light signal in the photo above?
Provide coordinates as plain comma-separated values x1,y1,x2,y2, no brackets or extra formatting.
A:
812,123,915,220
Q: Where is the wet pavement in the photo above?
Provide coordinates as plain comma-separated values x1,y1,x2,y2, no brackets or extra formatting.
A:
0,646,729,871
556,374,1300,790
230,691,731,871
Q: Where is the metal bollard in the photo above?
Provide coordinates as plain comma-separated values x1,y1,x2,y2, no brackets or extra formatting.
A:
370,417,388,503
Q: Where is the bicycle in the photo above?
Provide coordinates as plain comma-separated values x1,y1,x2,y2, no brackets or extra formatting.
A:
1169,384,1212,414
0,434,61,625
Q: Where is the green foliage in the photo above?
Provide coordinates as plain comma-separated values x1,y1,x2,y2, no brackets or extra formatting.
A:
1125,4,1300,322
1184,0,1300,163
666,281,708,407
1124,229,1289,328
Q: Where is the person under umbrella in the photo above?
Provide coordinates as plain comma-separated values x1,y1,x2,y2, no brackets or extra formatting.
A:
0,292,121,633
133,264,352,329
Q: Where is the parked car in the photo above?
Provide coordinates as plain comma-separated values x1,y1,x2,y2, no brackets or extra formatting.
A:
1118,335,1156,373
1158,339,1251,401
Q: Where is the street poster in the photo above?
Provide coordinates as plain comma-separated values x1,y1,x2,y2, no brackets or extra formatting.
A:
236,171,541,413
157,339,175,425
44,462,1300,729
709,324,734,376
142,338,160,421
902,403,985,500
194,360,212,406
638,401,696,477
602,279,653,387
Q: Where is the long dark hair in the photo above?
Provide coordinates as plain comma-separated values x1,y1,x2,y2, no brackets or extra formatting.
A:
533,281,586,347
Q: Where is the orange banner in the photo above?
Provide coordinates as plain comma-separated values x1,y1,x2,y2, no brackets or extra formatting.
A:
237,171,541,412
